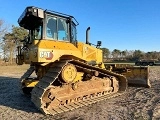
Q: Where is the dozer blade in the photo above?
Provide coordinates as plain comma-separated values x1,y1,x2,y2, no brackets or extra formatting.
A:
125,66,151,88
104,64,151,88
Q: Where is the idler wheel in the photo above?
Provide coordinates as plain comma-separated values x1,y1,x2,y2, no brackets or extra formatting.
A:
60,63,77,83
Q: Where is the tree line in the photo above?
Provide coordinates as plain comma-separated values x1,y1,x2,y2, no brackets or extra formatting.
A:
101,48,160,62
0,19,159,64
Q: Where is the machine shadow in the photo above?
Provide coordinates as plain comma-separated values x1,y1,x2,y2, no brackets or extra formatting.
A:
0,76,41,114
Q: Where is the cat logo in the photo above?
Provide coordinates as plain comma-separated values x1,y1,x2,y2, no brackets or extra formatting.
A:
39,51,53,60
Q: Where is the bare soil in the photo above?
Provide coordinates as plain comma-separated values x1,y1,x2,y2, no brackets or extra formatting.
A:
0,65,160,120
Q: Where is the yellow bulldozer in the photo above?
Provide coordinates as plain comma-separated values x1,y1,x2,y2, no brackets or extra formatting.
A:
16,6,150,115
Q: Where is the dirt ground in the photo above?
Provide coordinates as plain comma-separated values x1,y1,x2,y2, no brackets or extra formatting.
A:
0,65,160,120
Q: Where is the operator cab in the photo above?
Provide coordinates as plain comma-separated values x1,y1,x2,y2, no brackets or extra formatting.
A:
18,6,79,43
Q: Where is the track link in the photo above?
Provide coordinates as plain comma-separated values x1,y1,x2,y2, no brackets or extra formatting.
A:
48,92,125,115
31,60,127,115
20,66,35,81
31,60,68,114
19,66,35,94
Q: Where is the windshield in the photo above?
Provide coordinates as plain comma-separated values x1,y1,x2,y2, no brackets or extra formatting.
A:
45,15,69,41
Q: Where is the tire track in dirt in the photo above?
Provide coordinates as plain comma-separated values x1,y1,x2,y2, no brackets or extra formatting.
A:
142,95,160,120
142,79,160,120
125,77,160,120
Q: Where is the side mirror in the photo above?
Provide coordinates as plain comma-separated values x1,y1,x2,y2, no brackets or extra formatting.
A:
97,41,102,48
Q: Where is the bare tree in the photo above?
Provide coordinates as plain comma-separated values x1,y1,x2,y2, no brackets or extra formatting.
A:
0,19,9,61
112,49,121,59
0,19,8,40
101,48,110,58
3,26,28,64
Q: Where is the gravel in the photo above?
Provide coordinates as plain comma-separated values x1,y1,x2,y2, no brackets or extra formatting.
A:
0,66,160,120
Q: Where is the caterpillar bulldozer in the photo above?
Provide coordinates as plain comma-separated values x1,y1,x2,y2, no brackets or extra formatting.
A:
16,6,150,115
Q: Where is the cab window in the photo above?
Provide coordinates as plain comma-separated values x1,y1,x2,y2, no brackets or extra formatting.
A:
35,25,42,39
46,16,57,39
71,23,76,41
58,18,68,40
46,15,69,41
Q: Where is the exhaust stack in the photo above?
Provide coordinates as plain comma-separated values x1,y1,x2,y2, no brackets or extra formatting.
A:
86,27,90,44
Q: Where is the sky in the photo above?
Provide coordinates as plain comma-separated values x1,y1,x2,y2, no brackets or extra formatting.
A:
0,0,160,52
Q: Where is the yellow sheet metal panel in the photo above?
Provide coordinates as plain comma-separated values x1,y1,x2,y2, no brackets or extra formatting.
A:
25,40,103,65
23,80,39,87
77,42,103,64
33,40,82,63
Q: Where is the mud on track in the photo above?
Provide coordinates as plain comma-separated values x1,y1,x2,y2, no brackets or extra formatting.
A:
0,65,160,120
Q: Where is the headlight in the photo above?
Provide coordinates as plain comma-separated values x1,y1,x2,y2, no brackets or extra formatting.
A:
33,9,37,13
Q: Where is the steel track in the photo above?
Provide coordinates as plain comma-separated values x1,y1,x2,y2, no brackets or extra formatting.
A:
47,91,125,115
23,60,127,115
